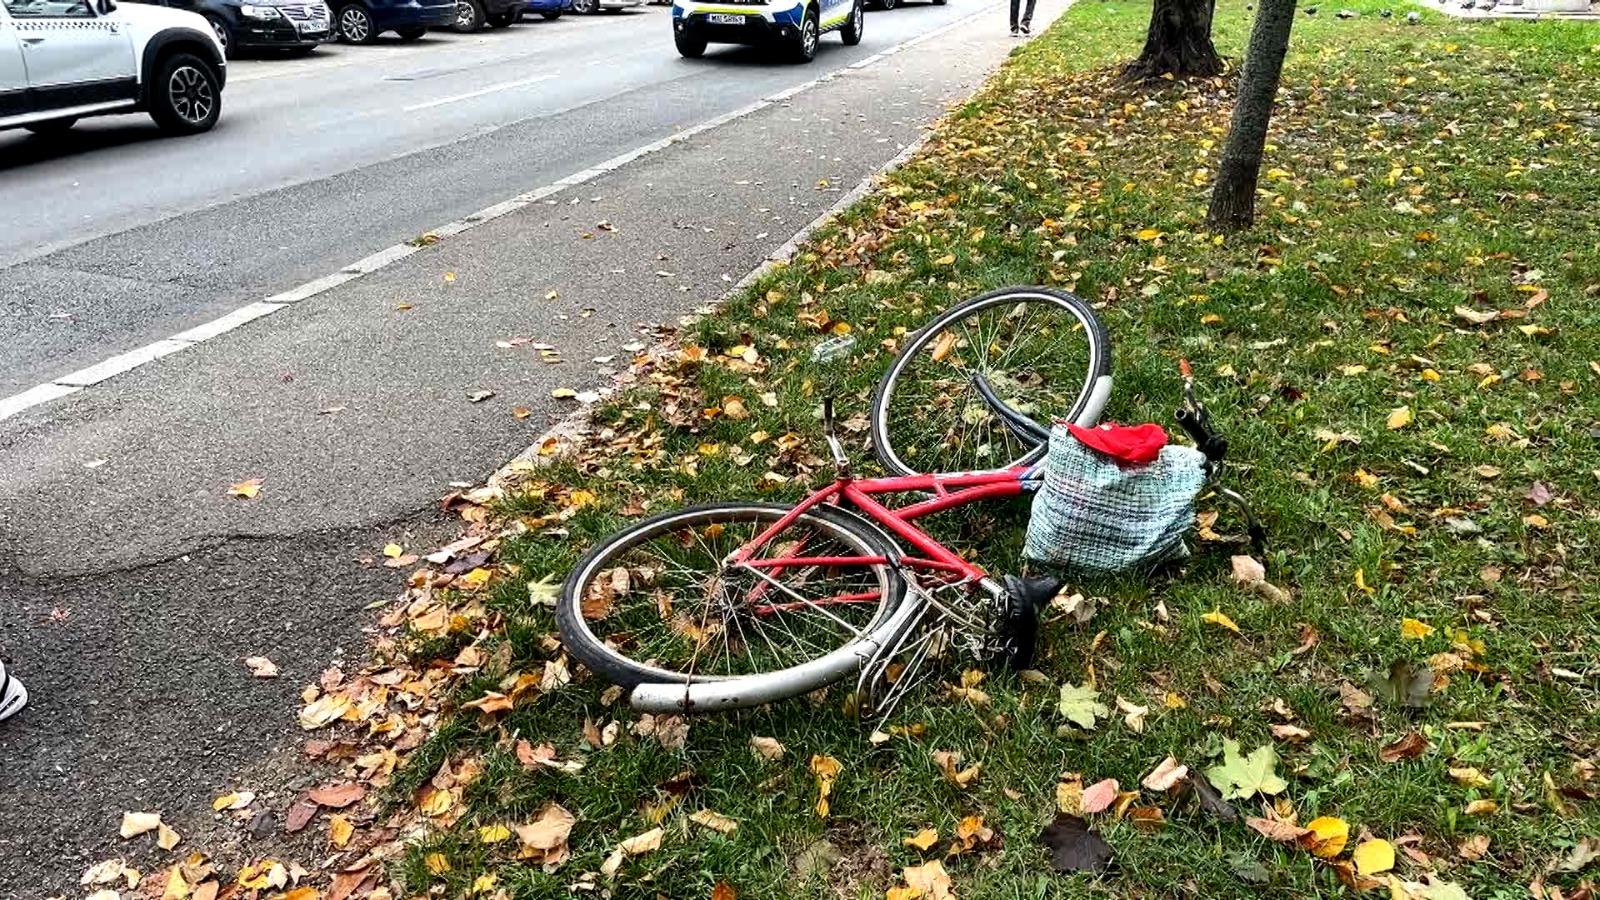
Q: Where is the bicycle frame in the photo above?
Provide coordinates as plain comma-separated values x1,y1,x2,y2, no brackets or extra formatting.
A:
733,467,1034,610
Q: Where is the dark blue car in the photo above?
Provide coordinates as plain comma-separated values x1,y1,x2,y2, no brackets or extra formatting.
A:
522,0,570,17
330,0,454,40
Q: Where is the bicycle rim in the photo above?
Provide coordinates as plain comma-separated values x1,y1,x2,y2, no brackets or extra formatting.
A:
557,503,905,689
872,287,1112,477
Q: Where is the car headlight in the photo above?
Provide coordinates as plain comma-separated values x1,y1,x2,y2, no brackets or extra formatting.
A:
238,3,282,17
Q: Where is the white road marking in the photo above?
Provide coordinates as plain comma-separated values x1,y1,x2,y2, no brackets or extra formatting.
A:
402,73,558,111
0,0,1006,423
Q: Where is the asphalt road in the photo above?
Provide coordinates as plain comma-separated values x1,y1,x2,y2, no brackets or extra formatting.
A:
1,1,988,394
0,1,1067,894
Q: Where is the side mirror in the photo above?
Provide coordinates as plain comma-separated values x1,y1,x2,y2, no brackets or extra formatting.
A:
97,0,117,13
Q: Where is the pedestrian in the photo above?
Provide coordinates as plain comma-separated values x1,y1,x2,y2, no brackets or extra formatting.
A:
1009,0,1035,36
0,657,27,722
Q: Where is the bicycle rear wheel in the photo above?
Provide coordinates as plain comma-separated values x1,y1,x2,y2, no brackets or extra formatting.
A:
556,503,906,697
871,286,1113,478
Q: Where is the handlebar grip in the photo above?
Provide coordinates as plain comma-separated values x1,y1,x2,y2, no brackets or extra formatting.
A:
1174,407,1227,462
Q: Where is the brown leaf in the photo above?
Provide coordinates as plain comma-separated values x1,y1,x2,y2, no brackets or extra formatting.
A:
1246,816,1309,843
1141,756,1189,792
309,782,366,809
1379,731,1429,763
283,799,320,834
1038,814,1113,873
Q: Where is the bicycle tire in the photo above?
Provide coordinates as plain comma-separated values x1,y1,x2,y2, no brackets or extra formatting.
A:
871,286,1114,478
557,502,907,692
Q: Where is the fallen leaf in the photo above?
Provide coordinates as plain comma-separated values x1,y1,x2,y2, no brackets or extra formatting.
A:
1141,756,1189,792
1379,731,1429,763
308,782,366,809
689,810,738,835
1352,839,1395,876
1202,609,1241,634
228,478,263,499
328,815,354,849
601,827,665,878
1271,724,1311,743
1038,814,1114,873
515,802,576,872
1246,816,1309,842
1300,816,1350,858
749,736,786,762
931,750,981,788
1387,406,1413,430
1080,778,1120,814
1401,618,1435,640
811,755,842,817
1463,799,1498,816
1205,739,1286,800
157,824,180,851
1058,682,1109,729
1448,767,1492,789
120,812,162,839
211,791,255,812
242,656,279,678
903,828,939,851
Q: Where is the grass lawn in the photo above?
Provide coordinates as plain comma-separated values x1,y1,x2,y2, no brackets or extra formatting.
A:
347,2,1600,897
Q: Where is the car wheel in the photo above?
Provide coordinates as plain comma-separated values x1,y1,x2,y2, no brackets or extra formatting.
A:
839,0,862,43
206,15,236,59
486,7,517,24
570,0,596,13
790,4,818,61
149,52,221,135
336,4,376,42
674,29,705,56
24,118,77,135
452,0,486,30
539,8,560,15
396,25,428,38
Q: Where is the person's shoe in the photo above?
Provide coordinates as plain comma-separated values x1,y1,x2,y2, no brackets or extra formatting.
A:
0,659,27,723
1009,26,1020,35
1021,22,1031,33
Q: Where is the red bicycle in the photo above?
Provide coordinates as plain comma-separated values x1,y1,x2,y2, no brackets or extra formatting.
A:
556,286,1220,715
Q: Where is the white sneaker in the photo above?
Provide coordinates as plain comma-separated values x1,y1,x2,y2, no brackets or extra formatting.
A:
0,659,28,722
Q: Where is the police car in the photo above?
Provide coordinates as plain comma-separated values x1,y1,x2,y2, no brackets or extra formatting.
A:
672,0,862,62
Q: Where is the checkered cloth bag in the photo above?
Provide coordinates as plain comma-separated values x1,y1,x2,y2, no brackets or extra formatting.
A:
1025,423,1209,573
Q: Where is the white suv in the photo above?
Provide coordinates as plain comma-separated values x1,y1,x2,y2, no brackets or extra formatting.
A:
1,0,225,136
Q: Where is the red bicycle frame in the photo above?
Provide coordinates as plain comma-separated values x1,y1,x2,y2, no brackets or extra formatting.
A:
732,466,1033,614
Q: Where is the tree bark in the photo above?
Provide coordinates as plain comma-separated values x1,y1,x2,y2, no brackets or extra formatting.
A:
1206,0,1298,231
1124,0,1224,81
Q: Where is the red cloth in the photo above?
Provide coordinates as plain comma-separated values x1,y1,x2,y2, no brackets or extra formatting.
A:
1068,422,1168,465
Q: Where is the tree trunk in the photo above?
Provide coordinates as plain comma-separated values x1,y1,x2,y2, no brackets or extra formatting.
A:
1206,0,1298,231
1124,0,1223,81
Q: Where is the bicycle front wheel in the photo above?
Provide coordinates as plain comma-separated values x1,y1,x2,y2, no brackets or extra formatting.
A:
556,503,906,695
871,286,1113,477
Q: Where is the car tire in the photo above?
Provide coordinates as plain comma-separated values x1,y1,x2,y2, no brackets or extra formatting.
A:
452,0,486,30
839,0,862,43
148,52,222,136
396,25,428,38
570,0,596,13
24,118,77,135
539,8,561,15
674,30,706,56
486,7,517,24
336,4,377,42
789,3,818,61
205,15,237,59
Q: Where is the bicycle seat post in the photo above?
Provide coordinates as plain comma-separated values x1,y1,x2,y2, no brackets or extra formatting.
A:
811,335,858,481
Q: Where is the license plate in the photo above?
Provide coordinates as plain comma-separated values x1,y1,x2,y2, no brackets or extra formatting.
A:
298,19,327,33
707,13,744,23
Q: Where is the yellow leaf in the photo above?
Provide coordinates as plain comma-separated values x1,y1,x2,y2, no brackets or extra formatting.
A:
211,791,255,811
933,254,956,266
1386,406,1413,430
1135,228,1163,241
328,814,354,849
157,824,181,852
1353,839,1395,876
1401,618,1435,640
1464,799,1498,816
903,828,939,851
1354,569,1375,594
425,852,451,874
1448,767,1492,789
478,824,513,844
1301,816,1349,858
471,874,498,894
689,810,738,835
811,754,842,818
228,478,264,499
382,543,403,559
1202,609,1240,634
